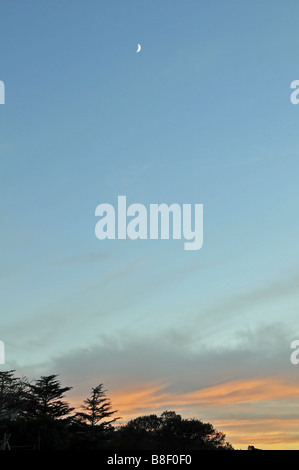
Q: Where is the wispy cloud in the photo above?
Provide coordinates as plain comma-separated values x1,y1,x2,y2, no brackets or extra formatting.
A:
53,251,111,265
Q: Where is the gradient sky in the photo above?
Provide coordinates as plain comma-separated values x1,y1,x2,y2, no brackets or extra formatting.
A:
1,0,299,450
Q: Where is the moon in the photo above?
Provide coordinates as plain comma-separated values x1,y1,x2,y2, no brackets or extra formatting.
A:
136,44,141,53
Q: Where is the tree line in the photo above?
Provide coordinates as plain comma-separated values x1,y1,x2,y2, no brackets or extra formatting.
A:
0,370,233,450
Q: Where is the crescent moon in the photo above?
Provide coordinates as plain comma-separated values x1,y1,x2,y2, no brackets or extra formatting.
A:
136,44,141,53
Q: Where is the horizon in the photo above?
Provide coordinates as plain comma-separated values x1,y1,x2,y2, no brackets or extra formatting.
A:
1,0,299,451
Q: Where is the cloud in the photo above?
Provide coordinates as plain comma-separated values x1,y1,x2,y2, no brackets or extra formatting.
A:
183,376,299,405
22,321,297,424
53,251,111,265
199,270,299,320
42,333,299,450
30,319,296,391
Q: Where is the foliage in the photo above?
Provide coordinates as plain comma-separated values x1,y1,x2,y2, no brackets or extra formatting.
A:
0,371,234,450
25,374,74,419
0,370,28,419
76,384,120,428
117,410,233,450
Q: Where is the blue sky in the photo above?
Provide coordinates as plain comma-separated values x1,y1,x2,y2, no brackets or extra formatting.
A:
1,0,299,449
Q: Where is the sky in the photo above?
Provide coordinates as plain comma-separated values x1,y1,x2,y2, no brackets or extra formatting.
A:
1,0,299,450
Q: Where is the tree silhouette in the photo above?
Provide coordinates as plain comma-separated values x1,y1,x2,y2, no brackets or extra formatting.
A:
26,375,74,419
0,371,237,450
0,370,28,419
76,384,120,429
69,384,120,449
118,410,233,450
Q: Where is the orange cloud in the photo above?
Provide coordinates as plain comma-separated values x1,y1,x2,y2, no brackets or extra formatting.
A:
110,375,299,413
181,376,299,405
